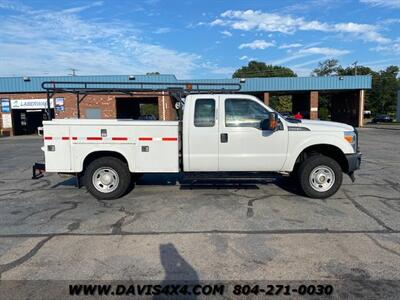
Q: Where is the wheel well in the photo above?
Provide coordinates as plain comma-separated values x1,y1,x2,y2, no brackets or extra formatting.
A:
295,144,349,173
82,151,128,171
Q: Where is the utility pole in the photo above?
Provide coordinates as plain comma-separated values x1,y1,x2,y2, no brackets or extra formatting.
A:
68,68,78,76
352,61,358,76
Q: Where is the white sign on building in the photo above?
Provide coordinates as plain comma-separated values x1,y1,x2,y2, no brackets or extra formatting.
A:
2,113,12,128
10,99,54,110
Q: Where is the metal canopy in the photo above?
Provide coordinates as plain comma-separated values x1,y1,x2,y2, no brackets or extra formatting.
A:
41,80,241,120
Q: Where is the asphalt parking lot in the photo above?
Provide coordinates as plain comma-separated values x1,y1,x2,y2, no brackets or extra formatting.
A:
0,127,399,297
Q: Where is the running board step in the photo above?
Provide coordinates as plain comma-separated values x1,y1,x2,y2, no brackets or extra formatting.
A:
183,172,278,180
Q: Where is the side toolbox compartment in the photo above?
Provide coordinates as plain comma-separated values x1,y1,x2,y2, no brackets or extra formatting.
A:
134,125,179,172
43,123,72,172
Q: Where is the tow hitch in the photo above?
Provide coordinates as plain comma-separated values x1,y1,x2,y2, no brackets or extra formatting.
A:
32,162,45,179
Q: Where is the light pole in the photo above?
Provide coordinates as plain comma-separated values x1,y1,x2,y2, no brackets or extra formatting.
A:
352,61,358,76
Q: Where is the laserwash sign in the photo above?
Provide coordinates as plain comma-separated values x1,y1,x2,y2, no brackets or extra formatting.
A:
11,99,54,110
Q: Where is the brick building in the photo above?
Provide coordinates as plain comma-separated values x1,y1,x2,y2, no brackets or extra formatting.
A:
0,74,371,136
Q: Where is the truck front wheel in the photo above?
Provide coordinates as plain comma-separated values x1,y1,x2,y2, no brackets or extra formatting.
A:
298,155,343,199
84,157,131,200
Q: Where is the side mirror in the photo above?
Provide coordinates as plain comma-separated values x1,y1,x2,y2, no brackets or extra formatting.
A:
261,112,279,131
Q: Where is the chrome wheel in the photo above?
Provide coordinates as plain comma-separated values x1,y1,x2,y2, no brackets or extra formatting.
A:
309,165,335,192
92,167,119,193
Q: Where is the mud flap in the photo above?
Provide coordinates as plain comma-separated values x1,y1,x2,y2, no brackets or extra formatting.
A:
348,171,356,183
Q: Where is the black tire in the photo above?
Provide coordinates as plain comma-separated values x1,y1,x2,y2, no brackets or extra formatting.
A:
84,156,131,200
298,155,343,199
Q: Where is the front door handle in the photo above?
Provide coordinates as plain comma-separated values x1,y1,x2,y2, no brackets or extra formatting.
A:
220,133,228,143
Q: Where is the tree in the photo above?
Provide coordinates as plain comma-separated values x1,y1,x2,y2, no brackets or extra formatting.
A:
337,65,376,114
369,66,399,114
232,61,297,78
312,59,340,76
311,59,372,119
270,95,292,112
337,65,374,76
339,64,399,114
312,59,399,116
232,61,296,112
311,59,341,119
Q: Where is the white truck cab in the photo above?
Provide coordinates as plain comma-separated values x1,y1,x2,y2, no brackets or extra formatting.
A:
34,81,361,200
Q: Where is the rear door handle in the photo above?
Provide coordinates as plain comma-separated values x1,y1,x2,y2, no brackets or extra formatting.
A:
220,133,228,143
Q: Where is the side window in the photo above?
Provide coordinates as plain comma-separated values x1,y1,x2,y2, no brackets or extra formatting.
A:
194,99,215,127
225,99,269,128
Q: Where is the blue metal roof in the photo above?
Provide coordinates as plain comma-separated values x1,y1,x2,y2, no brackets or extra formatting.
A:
0,74,371,93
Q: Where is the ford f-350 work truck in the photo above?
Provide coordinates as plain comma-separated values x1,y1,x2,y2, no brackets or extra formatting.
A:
35,81,361,200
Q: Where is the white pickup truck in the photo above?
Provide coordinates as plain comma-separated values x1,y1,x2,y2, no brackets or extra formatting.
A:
39,93,361,200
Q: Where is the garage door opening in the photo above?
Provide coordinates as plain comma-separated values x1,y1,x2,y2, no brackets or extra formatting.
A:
12,109,54,135
116,97,159,120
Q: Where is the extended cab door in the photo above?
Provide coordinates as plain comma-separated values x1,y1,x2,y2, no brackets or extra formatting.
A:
218,95,288,171
187,96,219,171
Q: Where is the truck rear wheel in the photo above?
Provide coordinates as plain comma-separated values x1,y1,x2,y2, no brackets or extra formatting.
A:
84,157,131,200
298,155,342,199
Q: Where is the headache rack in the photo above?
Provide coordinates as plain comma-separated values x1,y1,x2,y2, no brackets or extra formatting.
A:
41,80,242,120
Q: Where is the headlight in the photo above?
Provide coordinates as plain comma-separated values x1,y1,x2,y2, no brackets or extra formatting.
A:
344,131,357,152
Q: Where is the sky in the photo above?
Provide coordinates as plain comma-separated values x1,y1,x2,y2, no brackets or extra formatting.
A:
0,0,399,78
